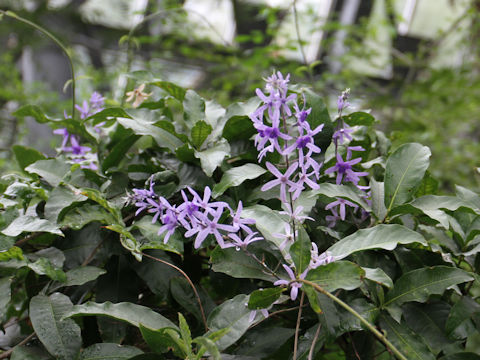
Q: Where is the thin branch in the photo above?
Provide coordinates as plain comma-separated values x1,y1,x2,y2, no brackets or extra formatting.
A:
0,332,36,359
292,0,308,66
308,323,321,360
298,279,408,360
348,331,361,360
293,291,305,360
0,10,76,120
141,252,208,332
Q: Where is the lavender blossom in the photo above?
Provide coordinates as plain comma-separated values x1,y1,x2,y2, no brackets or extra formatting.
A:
224,232,263,250
261,162,300,203
273,264,307,301
325,197,358,221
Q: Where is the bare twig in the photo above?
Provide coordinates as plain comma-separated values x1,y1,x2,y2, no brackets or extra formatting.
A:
308,323,321,360
141,252,208,332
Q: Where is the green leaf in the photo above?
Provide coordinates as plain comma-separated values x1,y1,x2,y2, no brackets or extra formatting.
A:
78,188,123,224
12,145,46,171
327,224,427,260
0,246,24,261
310,183,371,212
117,117,183,151
248,287,284,310
60,203,118,230
193,336,221,360
131,216,183,255
440,353,480,360
63,266,106,286
10,345,53,360
212,163,267,198
385,266,474,307
102,134,140,172
0,277,12,320
139,325,187,357
363,267,393,288
1,215,63,237
289,228,311,273
402,302,455,355
379,314,435,360
63,301,178,330
170,277,205,323
183,90,206,128
210,247,277,282
241,205,288,249
302,88,333,152
445,296,480,340
30,293,81,360
79,343,143,360
25,159,71,187
207,294,250,351
28,258,66,282
44,186,87,222
384,143,431,213
222,116,256,142
178,313,193,353
342,111,375,126
194,140,230,177
150,80,186,101
370,179,387,221
306,261,365,292
190,120,212,149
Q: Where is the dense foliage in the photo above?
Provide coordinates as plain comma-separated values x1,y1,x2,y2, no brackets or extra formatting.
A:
1,61,480,360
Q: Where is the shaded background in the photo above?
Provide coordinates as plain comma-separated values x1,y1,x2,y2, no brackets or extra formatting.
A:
0,0,479,190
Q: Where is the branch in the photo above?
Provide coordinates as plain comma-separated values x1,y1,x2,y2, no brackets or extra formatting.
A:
298,279,408,360
0,332,36,359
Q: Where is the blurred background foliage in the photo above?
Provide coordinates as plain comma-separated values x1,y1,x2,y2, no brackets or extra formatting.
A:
0,0,479,191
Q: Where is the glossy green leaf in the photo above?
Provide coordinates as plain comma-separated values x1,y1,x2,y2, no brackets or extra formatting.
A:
1,215,63,237
445,297,480,340
44,186,87,222
178,313,193,358
190,120,212,149
63,266,106,286
363,267,393,288
183,90,205,127
384,143,431,213
25,159,71,187
193,336,221,360
212,163,266,198
342,111,375,126
207,294,250,351
289,228,311,273
306,261,365,292
79,343,143,360
117,117,183,151
210,247,277,282
139,324,187,357
0,276,12,320
327,224,427,260
385,266,474,307
241,205,288,249
170,277,205,323
131,216,183,255
60,203,118,230
302,88,333,152
30,293,81,360
379,314,435,360
102,134,140,172
28,258,66,282
12,145,46,171
194,140,230,177
63,301,177,330
248,287,284,310
0,246,24,261
370,179,387,220
150,80,186,101
10,345,53,360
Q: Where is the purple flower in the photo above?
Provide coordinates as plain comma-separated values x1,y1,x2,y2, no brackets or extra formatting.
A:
188,186,227,215
337,88,350,113
63,136,91,156
75,100,90,120
224,232,263,249
324,153,367,186
273,264,308,301
249,308,269,323
261,162,300,203
326,208,340,228
186,207,236,249
274,223,296,251
264,71,290,95
90,91,105,111
290,167,320,200
279,204,313,223
53,128,70,149
230,201,255,233
158,207,179,244
325,197,358,220
309,243,335,269
332,127,353,145
254,124,291,160
293,94,312,125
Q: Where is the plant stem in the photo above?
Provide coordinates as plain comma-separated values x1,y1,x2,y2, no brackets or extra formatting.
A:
298,279,408,360
1,10,76,120
0,332,36,359
141,252,208,332
293,291,305,360
307,324,321,360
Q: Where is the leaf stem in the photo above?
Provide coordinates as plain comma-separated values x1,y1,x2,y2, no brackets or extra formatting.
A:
0,10,76,120
298,279,408,360
293,291,305,360
0,332,36,359
141,252,208,332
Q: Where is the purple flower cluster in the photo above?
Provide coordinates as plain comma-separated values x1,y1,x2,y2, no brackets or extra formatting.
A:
129,178,261,249
53,92,105,170
250,72,323,206
324,89,370,225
